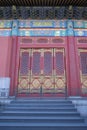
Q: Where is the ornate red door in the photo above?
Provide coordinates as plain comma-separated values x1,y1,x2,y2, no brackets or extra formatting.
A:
18,48,66,96
18,49,31,94
30,49,54,95
30,49,42,94
54,49,66,95
79,49,87,95
42,49,54,95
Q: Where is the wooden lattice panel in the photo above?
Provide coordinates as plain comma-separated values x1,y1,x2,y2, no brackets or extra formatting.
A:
18,49,31,94
30,49,42,93
79,49,87,94
18,48,66,95
42,49,54,93
19,37,65,44
77,37,87,44
54,49,66,94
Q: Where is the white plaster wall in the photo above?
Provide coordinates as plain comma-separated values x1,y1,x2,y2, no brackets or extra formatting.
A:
0,77,10,98
71,99,87,117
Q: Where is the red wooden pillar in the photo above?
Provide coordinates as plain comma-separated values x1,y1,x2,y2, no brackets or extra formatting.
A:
10,20,19,96
67,36,80,96
10,36,18,96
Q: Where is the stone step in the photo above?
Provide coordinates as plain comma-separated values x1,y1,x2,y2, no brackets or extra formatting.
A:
12,100,72,104
15,98,69,101
13,98,71,101
9,103,74,107
0,98,86,130
0,111,80,117
6,105,75,108
4,107,77,112
0,118,84,123
0,116,83,119
0,122,87,130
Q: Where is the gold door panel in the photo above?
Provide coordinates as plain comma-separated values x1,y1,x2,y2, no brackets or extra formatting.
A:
18,48,66,96
79,49,87,94
18,49,31,94
54,49,66,94
42,49,54,93
30,49,42,93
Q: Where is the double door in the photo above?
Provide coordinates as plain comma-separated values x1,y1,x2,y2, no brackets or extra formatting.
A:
18,48,66,96
79,49,87,95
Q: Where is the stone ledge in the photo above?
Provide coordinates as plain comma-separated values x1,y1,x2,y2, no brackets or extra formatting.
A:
69,97,87,118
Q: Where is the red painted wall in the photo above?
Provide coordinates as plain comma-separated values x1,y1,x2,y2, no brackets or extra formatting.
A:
67,37,81,96
0,37,12,77
10,37,18,96
1,36,86,97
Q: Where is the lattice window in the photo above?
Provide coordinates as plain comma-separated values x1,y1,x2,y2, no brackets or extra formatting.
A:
30,7,42,19
44,52,52,75
83,7,87,19
52,38,64,43
38,7,44,19
54,7,65,19
16,6,21,18
80,52,87,74
20,7,30,19
20,52,29,76
21,38,33,43
37,38,48,43
0,7,3,18
32,52,40,74
65,6,73,19
78,39,87,43
44,7,55,19
3,6,12,19
73,7,84,19
55,52,64,75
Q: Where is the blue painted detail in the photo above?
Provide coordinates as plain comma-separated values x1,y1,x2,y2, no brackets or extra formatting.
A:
1,20,87,36
84,31,87,36
0,30,11,36
18,20,67,28
4,21,12,28
0,20,12,28
74,30,86,36
31,20,54,28
67,20,73,29
55,30,67,36
84,21,87,28
31,30,54,36
18,21,25,28
66,21,74,36
67,29,74,36
18,29,67,36
18,20,31,28
12,20,18,36
59,21,67,28
74,20,85,28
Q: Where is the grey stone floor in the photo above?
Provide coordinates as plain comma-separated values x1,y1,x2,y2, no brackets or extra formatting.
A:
0,96,87,124
69,97,87,124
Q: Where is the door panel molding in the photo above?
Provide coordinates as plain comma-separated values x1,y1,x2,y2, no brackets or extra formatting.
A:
18,48,66,96
79,49,87,95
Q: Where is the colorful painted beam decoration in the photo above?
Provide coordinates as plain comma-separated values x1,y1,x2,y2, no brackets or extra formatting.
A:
0,20,12,28
0,20,87,29
0,30,11,36
73,20,87,28
18,20,67,28
0,20,87,36
18,29,66,36
0,29,87,36
74,30,87,36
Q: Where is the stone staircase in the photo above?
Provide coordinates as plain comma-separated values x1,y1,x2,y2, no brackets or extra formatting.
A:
0,98,87,130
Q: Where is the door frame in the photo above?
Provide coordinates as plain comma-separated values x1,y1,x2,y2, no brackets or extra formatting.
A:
10,36,69,97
